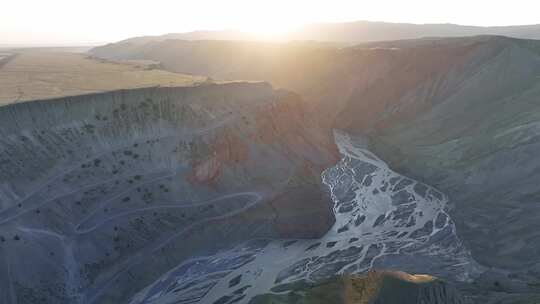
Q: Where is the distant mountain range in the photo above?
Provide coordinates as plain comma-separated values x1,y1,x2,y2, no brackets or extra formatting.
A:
115,20,540,45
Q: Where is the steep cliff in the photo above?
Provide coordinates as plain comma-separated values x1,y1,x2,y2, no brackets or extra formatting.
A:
88,36,505,130
334,36,540,302
335,36,540,270
0,82,337,303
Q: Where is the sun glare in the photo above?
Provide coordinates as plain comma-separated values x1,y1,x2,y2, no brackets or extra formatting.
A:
224,14,306,39
3,0,540,45
246,20,302,34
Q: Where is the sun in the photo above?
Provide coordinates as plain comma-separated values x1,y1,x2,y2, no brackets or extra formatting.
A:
245,21,300,35
229,13,306,39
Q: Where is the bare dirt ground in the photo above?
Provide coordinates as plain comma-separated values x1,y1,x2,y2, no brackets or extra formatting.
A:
0,50,203,105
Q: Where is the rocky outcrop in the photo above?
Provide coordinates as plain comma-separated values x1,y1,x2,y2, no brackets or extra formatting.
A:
250,270,466,304
0,82,337,303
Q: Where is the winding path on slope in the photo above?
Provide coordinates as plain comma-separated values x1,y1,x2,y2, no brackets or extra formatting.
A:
0,112,246,304
76,191,262,234
83,190,264,304
73,171,178,233
0,112,238,225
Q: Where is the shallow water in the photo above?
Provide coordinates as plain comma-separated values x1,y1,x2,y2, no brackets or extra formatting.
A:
129,131,477,304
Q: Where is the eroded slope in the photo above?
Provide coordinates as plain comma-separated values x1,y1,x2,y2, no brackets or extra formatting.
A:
0,82,337,304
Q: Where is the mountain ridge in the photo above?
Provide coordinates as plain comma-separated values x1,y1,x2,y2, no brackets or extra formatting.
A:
103,21,540,46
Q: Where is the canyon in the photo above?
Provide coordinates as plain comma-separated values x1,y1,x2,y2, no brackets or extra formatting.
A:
2,34,540,303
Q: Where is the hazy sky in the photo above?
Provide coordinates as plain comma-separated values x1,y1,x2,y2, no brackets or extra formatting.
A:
3,0,540,45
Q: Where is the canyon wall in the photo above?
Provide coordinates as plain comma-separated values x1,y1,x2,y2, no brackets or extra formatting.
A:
0,82,337,303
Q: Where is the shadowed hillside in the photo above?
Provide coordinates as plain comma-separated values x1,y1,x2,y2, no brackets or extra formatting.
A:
0,83,337,303
91,35,540,302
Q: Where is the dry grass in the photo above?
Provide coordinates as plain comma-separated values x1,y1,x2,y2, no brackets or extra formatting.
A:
0,51,204,105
